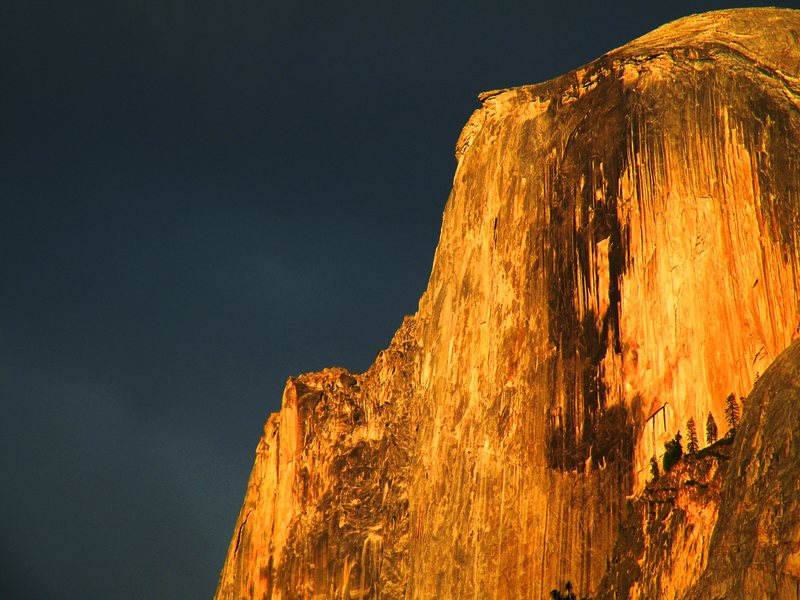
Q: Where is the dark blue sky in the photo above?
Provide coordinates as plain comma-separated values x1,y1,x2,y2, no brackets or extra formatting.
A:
2,2,795,599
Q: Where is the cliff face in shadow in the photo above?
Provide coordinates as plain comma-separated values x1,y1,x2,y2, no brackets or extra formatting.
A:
694,340,800,599
216,8,800,599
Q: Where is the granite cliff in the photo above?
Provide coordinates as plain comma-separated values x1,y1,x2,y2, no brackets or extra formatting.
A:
216,8,800,599
596,340,800,600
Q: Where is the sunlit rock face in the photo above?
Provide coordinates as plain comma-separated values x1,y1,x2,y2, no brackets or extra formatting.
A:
596,341,800,600
215,320,419,599
216,8,800,599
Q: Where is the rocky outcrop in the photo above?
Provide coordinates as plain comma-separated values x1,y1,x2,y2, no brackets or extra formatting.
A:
595,437,733,599
215,319,419,599
596,340,800,600
217,8,800,599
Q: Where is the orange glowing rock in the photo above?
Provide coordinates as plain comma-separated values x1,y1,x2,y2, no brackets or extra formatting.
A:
216,9,800,599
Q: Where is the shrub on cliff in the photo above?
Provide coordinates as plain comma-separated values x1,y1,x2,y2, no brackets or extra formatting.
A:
706,412,718,445
662,431,682,472
649,455,660,480
549,581,582,600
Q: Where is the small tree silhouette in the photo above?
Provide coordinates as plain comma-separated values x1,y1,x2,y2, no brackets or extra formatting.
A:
549,581,577,600
686,417,698,454
565,581,575,600
650,455,660,480
663,431,683,472
706,412,718,445
725,393,740,435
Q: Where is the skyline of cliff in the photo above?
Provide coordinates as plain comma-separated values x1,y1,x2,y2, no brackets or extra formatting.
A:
4,3,800,599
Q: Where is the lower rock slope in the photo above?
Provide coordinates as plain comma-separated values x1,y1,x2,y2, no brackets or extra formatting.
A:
597,340,800,599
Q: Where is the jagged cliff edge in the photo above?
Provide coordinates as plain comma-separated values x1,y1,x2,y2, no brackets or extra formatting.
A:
217,8,800,599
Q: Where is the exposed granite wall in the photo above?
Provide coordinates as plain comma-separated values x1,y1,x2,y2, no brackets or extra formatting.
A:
216,9,800,599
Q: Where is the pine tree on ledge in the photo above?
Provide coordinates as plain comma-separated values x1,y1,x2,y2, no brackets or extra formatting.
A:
686,417,699,454
725,393,740,437
706,412,718,445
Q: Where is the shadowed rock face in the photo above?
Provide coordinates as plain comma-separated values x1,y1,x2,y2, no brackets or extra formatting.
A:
595,341,800,600
216,8,800,599
694,340,800,599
